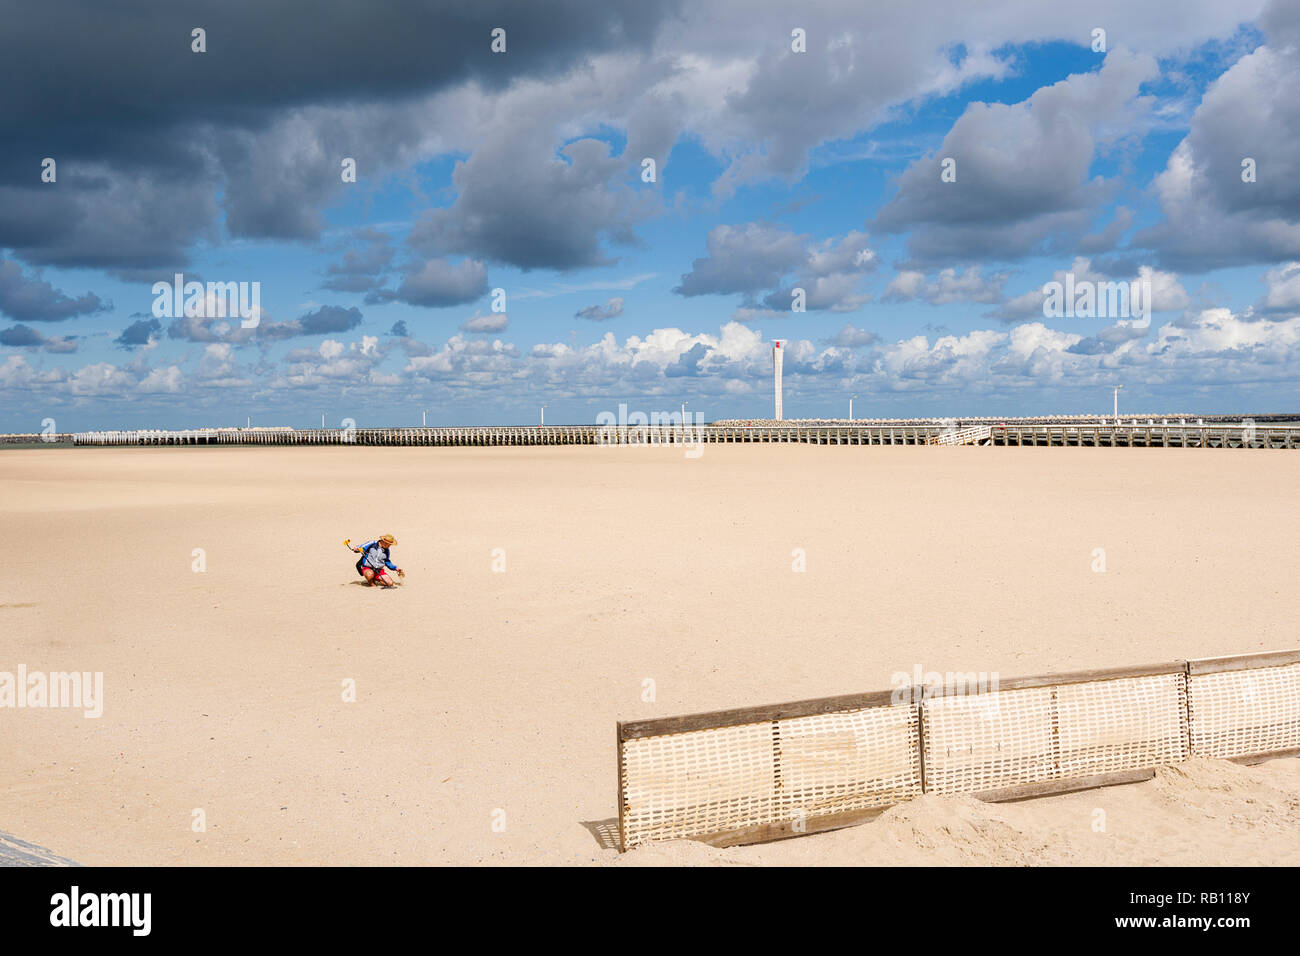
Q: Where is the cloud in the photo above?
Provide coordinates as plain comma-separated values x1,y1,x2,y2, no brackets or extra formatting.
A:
884,266,1008,305
138,365,183,393
299,305,363,335
391,258,488,308
14,303,1300,413
65,362,138,396
1258,262,1300,313
460,311,509,333
409,134,647,271
874,48,1158,265
0,354,65,391
0,173,220,272
115,317,162,348
0,2,673,268
277,335,387,388
825,323,879,348
989,258,1191,324
252,305,363,343
575,297,625,321
0,324,44,347
167,312,258,344
664,341,710,377
322,228,396,293
1151,306,1300,356
0,259,109,321
674,223,808,298
1066,319,1152,355
676,225,876,311
0,1,1267,283
0,323,78,352
196,342,244,383
166,303,360,345
1138,19,1300,270
405,335,520,380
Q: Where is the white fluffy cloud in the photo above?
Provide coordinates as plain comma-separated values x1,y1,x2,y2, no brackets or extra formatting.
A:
1259,262,1300,312
875,48,1159,264
1139,19,1300,270
884,267,1008,305
994,258,1191,324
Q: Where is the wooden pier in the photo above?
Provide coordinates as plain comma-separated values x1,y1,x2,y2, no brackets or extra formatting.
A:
66,421,1300,449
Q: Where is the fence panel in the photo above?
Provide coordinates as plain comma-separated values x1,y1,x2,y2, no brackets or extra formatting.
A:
920,667,1188,797
618,691,922,850
1187,651,1300,761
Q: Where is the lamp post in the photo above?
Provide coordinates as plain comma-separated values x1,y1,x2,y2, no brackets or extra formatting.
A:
1112,385,1123,424
540,405,546,426
681,402,688,427
850,394,857,421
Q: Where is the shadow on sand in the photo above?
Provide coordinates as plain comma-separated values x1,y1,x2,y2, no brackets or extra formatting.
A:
579,818,620,851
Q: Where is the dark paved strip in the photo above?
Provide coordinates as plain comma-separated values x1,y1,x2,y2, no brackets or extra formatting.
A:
0,830,80,867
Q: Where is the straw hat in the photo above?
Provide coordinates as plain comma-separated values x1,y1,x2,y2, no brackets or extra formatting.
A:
379,533,396,545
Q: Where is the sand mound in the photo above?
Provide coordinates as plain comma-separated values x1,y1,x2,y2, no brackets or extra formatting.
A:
609,758,1300,866
1148,757,1300,830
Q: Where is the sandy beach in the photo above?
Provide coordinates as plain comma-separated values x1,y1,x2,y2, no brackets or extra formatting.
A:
2,445,1298,865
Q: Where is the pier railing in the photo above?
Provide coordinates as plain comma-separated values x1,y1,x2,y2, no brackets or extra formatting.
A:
67,422,1300,449
931,424,993,446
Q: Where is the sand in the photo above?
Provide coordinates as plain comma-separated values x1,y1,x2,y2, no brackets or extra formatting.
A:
1,444,1297,866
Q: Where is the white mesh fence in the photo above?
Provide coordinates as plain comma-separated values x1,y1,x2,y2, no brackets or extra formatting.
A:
620,704,920,849
618,655,1299,850
920,673,1188,795
1187,662,1300,760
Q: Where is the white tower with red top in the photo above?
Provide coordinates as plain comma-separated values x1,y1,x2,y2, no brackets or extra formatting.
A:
772,340,785,420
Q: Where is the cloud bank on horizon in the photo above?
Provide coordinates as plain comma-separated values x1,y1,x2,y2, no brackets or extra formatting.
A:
4,0,1300,428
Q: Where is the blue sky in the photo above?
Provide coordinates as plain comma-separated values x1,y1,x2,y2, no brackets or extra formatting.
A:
4,1,1300,430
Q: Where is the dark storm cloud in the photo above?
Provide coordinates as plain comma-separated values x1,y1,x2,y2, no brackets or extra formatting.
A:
116,317,162,348
0,0,677,268
389,320,410,337
0,259,109,320
0,173,221,273
1,2,674,140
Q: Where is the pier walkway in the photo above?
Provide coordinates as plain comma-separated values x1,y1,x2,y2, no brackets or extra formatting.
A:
67,422,1300,449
